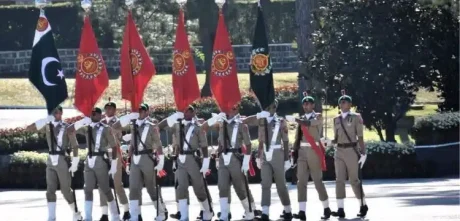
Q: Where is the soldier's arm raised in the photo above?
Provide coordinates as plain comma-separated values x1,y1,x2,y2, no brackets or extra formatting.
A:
157,118,169,130
242,115,258,126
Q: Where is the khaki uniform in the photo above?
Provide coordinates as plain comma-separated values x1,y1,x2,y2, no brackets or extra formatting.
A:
172,119,213,219
41,122,79,204
294,113,329,204
258,116,291,208
333,113,365,200
217,116,254,220
128,120,167,219
99,117,128,210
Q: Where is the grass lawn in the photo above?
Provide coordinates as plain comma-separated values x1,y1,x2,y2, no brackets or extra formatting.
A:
0,72,440,109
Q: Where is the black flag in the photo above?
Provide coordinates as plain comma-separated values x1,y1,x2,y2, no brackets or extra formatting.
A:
249,5,274,110
28,10,68,115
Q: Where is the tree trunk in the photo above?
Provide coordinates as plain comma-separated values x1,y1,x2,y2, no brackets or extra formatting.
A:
296,0,322,113
199,0,218,97
384,113,397,142
374,123,385,142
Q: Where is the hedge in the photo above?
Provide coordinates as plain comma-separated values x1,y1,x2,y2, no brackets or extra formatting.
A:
410,111,460,145
0,142,449,189
0,86,299,155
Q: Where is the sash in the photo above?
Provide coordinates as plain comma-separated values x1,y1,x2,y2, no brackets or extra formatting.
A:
56,127,64,151
265,121,280,162
300,125,327,171
179,124,195,163
138,125,150,151
94,127,104,152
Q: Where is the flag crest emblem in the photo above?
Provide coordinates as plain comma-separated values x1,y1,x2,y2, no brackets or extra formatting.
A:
172,49,190,75
36,17,49,32
212,50,234,76
250,48,271,75
130,49,143,75
77,53,103,79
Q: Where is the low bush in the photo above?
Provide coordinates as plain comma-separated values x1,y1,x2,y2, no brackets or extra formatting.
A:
0,86,298,154
410,112,460,145
0,142,448,189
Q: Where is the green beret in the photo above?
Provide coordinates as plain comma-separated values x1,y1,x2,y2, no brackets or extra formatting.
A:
92,107,102,114
139,103,149,111
302,96,315,103
338,95,352,103
53,105,63,112
104,102,116,109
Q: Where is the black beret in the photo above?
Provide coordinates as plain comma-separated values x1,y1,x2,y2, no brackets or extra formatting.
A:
104,102,116,109
92,107,102,114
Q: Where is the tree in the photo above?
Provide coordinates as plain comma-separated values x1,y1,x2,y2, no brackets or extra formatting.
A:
307,0,457,142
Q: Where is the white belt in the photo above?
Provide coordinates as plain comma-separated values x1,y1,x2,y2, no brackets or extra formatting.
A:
300,142,320,147
268,144,282,149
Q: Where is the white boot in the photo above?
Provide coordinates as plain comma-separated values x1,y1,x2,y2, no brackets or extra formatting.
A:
108,200,120,221
241,198,254,220
200,199,213,221
69,203,83,221
129,200,139,221
219,198,229,221
84,201,93,221
179,199,189,221
47,202,56,221
154,200,166,221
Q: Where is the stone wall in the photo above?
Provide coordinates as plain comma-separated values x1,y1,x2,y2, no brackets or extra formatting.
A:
0,43,298,77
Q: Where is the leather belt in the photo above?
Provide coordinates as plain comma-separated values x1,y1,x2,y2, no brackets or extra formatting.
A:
135,149,152,155
180,150,196,155
226,148,241,153
90,152,107,156
337,142,357,148
300,142,320,147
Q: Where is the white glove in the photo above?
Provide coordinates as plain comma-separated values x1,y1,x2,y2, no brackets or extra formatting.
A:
34,115,55,130
68,157,80,173
122,134,132,142
200,157,210,177
285,115,296,123
215,159,220,169
208,112,226,126
74,117,91,130
256,111,271,119
120,144,129,152
154,155,165,174
108,159,118,177
284,160,291,172
241,155,251,173
358,154,367,169
172,161,176,171
321,137,332,147
167,112,184,127
290,156,296,168
119,112,139,127
256,158,262,169
125,164,130,175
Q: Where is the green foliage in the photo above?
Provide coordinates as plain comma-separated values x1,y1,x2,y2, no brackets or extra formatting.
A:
410,112,460,144
307,0,458,142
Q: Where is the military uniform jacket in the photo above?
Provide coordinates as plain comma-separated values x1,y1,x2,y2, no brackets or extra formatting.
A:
77,123,116,154
295,112,323,144
101,116,123,142
171,118,208,156
129,120,162,153
258,114,289,161
217,116,252,155
333,112,364,144
40,122,79,166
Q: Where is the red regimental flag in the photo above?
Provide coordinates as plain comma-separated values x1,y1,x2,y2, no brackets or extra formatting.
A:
210,10,241,113
121,11,156,111
75,16,109,116
172,9,200,112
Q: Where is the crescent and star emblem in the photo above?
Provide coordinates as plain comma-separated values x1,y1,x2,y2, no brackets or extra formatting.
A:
41,57,64,87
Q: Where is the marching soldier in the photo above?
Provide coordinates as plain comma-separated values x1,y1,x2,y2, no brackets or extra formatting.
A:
127,103,167,221
164,106,213,221
288,93,331,220
26,106,83,221
255,100,293,221
70,107,120,221
331,91,368,218
210,104,255,221
98,101,138,221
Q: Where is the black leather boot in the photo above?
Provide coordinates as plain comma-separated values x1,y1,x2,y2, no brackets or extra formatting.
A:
283,212,293,221
170,211,181,219
331,208,345,218
357,205,368,217
293,211,306,221
321,207,331,219
122,211,131,221
138,214,143,221
196,210,204,219
217,212,231,220
99,214,109,221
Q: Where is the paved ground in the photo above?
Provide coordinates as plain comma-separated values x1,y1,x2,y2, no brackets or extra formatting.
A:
0,108,80,129
0,178,459,221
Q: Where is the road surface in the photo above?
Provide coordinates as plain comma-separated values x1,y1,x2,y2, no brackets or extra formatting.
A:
0,178,459,221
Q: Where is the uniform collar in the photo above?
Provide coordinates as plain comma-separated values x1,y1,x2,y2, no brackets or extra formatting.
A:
105,116,115,123
267,113,278,123
51,120,62,127
341,111,350,119
304,112,314,119
182,118,195,126
136,118,146,126
89,122,101,128
225,114,241,124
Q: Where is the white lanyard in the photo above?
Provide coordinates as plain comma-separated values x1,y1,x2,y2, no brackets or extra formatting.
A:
270,120,280,145
183,124,195,150
56,127,65,150
230,123,239,148
138,125,150,151
94,127,104,152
